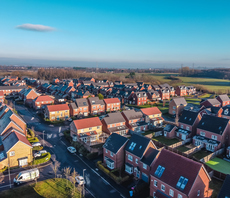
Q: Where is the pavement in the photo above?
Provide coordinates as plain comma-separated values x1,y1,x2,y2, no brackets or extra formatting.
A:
0,101,130,198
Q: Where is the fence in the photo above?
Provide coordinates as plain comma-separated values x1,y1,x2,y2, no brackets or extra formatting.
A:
168,138,191,149
163,120,178,126
200,148,225,163
184,144,204,155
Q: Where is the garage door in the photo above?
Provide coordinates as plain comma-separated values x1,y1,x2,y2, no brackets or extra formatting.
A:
142,172,148,183
19,158,28,167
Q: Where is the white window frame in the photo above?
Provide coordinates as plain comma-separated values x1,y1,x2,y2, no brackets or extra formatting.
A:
106,149,108,153
110,151,113,157
10,151,15,156
169,189,174,197
200,131,205,137
161,184,165,192
143,163,147,170
178,194,182,198
128,154,133,162
135,158,138,164
154,180,157,187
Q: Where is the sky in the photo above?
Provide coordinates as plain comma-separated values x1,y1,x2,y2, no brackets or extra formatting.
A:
0,0,230,68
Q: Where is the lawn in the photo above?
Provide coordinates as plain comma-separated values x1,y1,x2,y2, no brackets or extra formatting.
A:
185,98,201,105
206,157,230,174
199,93,212,99
152,136,180,146
1,178,80,198
176,145,191,152
192,149,212,160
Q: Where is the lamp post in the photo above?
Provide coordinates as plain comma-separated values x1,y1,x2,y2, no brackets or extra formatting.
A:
43,130,45,147
83,169,86,197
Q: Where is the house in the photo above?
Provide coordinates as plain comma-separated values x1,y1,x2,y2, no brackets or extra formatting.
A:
200,98,221,108
44,104,70,121
103,98,120,112
159,89,170,100
32,95,54,110
75,98,89,117
23,88,39,106
169,97,187,115
125,134,157,182
122,110,148,132
175,85,187,96
147,90,161,101
52,78,60,84
128,92,147,106
217,174,230,198
0,85,27,96
101,112,129,136
70,117,105,145
221,106,230,119
152,85,160,91
186,86,196,95
141,107,164,128
69,102,78,117
0,129,33,169
176,110,202,140
163,124,177,138
88,97,105,115
0,91,4,103
103,133,129,170
150,149,213,198
193,114,230,152
216,94,230,107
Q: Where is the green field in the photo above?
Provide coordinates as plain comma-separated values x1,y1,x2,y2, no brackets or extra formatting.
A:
206,157,230,174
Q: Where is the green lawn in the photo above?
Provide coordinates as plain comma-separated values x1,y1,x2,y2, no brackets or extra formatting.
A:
199,93,212,99
176,145,191,152
1,179,80,198
152,136,180,146
192,149,212,160
185,98,201,105
206,157,230,174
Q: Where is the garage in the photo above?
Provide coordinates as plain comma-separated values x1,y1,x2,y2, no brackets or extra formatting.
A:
18,157,28,167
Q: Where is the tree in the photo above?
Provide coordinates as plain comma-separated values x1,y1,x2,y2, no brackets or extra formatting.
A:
98,93,104,100
71,168,78,194
51,159,60,179
63,167,72,186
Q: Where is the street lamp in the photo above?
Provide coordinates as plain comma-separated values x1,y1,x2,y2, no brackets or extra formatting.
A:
43,131,45,147
83,169,86,197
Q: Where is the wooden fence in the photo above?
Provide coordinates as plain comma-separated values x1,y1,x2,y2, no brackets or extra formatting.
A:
200,148,225,163
184,144,204,155
168,138,191,149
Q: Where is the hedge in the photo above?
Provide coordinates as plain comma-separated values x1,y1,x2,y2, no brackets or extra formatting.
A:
0,166,8,173
32,146,43,151
33,152,51,165
96,161,129,184
27,128,35,138
27,137,39,143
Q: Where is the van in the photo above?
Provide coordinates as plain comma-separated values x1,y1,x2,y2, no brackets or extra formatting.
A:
14,168,39,185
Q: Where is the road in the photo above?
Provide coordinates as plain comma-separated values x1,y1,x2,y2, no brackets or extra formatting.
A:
0,102,129,198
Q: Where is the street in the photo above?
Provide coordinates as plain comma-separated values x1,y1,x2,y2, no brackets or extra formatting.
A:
0,102,129,198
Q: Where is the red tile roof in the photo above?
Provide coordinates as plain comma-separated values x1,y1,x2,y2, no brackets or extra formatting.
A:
103,98,120,104
14,130,32,147
141,107,161,115
34,95,54,102
73,117,102,130
0,91,3,96
150,149,208,195
47,104,69,112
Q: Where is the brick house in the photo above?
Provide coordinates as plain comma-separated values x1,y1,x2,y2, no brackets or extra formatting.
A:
147,90,161,101
175,85,187,96
125,134,157,182
141,107,164,128
221,106,230,119
169,97,187,115
52,78,60,84
23,88,39,106
103,98,120,112
0,129,33,169
128,92,147,106
69,102,78,117
32,95,54,110
159,89,170,100
216,94,230,107
163,124,177,138
193,114,230,152
200,98,221,108
121,109,148,132
0,85,27,96
150,149,213,198
101,112,129,136
176,110,202,140
70,117,104,145
103,133,129,170
0,91,4,103
186,86,196,95
88,97,105,115
75,98,89,117
44,104,70,121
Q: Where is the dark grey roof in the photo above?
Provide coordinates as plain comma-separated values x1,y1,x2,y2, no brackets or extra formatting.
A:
140,147,159,166
218,174,230,198
210,107,221,114
103,133,128,154
75,98,88,107
164,124,175,132
202,98,220,106
197,114,229,135
0,85,27,90
125,134,151,158
69,102,77,110
88,97,105,105
222,106,230,116
122,110,143,120
171,97,187,106
217,94,230,102
178,110,199,126
102,112,126,125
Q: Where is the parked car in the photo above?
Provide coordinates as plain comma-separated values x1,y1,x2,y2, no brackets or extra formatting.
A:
75,176,85,185
67,146,76,153
14,168,39,185
67,118,73,122
34,150,47,158
32,142,41,147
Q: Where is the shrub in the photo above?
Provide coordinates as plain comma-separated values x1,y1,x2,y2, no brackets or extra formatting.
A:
33,152,51,165
63,130,71,142
27,137,39,143
0,166,7,173
32,146,43,151
72,141,81,150
79,146,88,156
86,152,98,160
27,128,35,138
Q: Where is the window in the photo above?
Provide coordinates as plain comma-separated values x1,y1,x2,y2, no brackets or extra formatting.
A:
89,127,92,130
176,176,188,190
211,135,217,140
186,126,190,130
97,126,100,129
161,184,165,192
178,194,182,198
143,163,147,169
81,129,84,132
106,149,108,153
84,108,87,110
197,190,200,196
10,151,15,156
125,165,133,174
169,189,174,197
181,125,183,129
154,180,157,187
173,106,176,109
135,158,138,164
200,131,205,137
110,152,113,157
154,165,165,178
128,154,133,161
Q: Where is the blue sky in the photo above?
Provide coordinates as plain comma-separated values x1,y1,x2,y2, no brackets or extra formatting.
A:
0,0,230,68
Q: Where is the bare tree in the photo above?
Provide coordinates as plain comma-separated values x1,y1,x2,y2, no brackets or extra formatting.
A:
71,168,78,194
51,159,60,179
63,167,72,186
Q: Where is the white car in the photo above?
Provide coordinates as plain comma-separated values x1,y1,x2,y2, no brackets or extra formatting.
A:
32,142,41,147
34,150,47,158
75,176,85,185
67,146,76,153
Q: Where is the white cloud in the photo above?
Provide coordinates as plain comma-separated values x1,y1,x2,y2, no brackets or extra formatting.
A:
16,23,56,32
